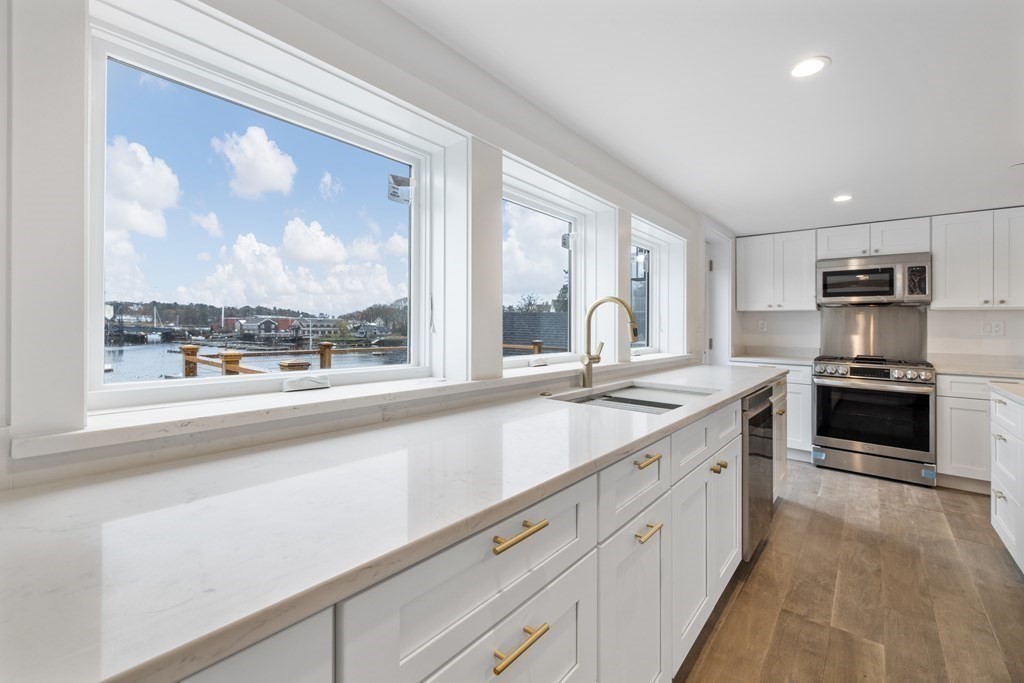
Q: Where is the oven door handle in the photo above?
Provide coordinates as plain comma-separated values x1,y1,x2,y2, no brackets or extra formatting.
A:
812,377,936,395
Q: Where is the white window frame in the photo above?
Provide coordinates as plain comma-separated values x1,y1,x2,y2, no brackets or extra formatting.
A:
628,242,655,352
86,0,467,411
501,156,616,370
631,217,686,356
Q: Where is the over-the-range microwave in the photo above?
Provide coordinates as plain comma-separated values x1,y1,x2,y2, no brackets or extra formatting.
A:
815,252,931,305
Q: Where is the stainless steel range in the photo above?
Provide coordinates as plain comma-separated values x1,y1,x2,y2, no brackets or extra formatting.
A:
811,355,937,486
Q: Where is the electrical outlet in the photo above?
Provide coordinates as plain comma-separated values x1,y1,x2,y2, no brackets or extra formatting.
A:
982,321,993,336
758,320,768,332
993,321,1005,336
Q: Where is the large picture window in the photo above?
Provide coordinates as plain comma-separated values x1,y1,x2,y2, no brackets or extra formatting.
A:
501,199,573,357
102,60,413,384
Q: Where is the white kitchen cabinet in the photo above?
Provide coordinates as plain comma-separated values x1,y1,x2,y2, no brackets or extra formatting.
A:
817,218,930,259
869,218,931,255
708,436,742,594
786,382,813,452
598,493,672,683
736,231,816,311
932,210,1000,309
337,478,596,682
184,608,333,683
598,436,671,540
994,207,1024,308
425,552,597,682
670,458,712,670
772,393,788,500
816,223,870,259
937,396,991,481
990,387,1024,571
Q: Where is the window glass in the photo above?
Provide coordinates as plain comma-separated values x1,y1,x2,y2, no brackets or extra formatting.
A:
501,199,571,356
630,244,651,347
102,60,412,383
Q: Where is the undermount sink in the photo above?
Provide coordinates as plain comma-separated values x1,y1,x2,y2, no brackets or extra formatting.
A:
551,381,718,415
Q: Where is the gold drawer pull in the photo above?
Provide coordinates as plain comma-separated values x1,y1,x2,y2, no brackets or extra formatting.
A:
994,398,1007,405
776,408,786,416
995,434,1007,442
775,380,785,387
635,521,664,544
493,519,549,555
493,623,550,675
718,460,729,469
711,464,722,474
634,453,663,470
994,489,1008,501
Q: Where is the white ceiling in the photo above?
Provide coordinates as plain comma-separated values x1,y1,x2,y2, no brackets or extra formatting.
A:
380,0,1024,235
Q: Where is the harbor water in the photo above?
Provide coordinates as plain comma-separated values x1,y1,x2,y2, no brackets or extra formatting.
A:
104,343,404,383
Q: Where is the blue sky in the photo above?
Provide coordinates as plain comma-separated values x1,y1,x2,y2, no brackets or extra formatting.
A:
104,59,412,314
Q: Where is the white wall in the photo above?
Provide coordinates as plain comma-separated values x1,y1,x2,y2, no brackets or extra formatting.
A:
736,311,821,357
1,0,10,487
928,310,1024,356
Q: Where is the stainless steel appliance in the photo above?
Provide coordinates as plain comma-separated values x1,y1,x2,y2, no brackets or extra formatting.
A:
742,387,774,562
816,253,931,305
811,356,936,486
820,305,927,362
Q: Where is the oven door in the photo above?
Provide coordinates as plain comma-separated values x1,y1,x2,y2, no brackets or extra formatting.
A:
812,377,935,462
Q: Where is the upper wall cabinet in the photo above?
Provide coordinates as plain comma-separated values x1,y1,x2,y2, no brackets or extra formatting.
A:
816,218,930,259
932,208,1024,309
736,231,816,312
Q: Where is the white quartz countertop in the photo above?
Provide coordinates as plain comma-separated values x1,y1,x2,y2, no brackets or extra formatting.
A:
0,363,782,683
930,353,1024,379
991,381,1024,403
731,354,815,366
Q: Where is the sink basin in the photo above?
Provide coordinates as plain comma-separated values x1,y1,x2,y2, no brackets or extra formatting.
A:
552,382,718,415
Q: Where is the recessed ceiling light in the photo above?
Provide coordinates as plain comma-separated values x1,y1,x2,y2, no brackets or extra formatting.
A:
833,194,853,202
791,56,831,78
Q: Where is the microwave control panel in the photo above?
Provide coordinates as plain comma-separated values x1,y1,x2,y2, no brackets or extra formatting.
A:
906,265,928,296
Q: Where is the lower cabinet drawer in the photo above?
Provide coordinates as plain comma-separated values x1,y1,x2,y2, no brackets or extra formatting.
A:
670,414,714,484
423,552,597,682
337,477,596,683
993,391,1024,439
712,400,742,445
598,437,671,540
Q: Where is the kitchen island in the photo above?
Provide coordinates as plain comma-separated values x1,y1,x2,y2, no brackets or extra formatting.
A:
0,363,784,683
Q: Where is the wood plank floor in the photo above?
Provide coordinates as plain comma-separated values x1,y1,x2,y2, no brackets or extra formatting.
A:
679,461,1024,683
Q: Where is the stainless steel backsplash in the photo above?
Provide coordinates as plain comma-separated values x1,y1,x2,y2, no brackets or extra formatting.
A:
820,305,927,361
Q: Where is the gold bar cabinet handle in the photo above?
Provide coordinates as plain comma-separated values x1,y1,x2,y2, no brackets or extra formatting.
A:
718,460,729,469
493,623,550,675
635,521,664,544
493,519,549,555
776,408,786,416
634,453,663,470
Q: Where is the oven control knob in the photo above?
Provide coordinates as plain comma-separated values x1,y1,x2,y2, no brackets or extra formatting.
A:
826,365,837,375
837,366,849,376
815,365,825,374
921,371,933,381
906,370,919,381
893,369,905,379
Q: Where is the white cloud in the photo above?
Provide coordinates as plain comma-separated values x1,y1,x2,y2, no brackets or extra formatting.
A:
191,211,223,238
104,229,150,301
350,236,381,261
318,170,343,199
197,252,211,262
137,72,171,90
385,232,408,256
502,202,570,307
281,218,348,264
177,233,405,312
211,126,297,199
105,136,181,238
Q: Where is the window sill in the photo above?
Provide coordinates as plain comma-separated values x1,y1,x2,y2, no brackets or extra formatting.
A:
11,354,696,461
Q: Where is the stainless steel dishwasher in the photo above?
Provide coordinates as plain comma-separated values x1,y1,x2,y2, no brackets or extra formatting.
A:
742,386,774,562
